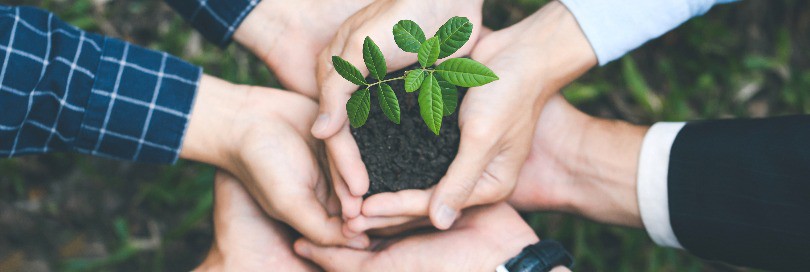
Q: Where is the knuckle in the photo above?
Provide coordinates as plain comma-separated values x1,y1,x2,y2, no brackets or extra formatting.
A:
462,124,496,145
443,178,477,207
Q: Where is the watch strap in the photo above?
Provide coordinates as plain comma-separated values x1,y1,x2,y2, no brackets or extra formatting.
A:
501,239,574,272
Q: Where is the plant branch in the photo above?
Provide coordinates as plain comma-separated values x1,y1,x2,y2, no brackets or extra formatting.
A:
364,68,435,90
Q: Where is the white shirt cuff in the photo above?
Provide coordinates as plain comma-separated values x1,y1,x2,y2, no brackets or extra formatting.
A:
637,122,686,249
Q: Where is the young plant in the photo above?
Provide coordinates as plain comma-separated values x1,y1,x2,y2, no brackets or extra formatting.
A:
333,17,498,135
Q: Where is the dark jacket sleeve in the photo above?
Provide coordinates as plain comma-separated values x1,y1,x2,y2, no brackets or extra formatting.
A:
668,115,810,271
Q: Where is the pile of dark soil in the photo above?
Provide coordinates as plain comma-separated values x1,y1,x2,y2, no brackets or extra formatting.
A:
351,63,467,196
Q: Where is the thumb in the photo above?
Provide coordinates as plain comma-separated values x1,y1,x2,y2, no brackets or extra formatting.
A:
429,140,495,230
295,238,371,272
312,42,368,139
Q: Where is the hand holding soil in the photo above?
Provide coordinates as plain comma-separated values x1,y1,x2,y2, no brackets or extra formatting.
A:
180,76,367,248
351,2,598,232
310,0,486,221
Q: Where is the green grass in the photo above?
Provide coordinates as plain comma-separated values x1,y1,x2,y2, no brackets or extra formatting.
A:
1,0,808,271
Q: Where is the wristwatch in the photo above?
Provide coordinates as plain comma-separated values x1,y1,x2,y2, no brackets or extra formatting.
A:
496,239,574,272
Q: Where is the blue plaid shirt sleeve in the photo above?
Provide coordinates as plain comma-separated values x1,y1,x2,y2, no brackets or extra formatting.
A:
0,5,201,164
164,0,260,47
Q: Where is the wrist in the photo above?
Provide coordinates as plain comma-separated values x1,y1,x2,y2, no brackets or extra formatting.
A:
569,118,648,227
510,1,597,93
180,75,248,169
232,0,289,63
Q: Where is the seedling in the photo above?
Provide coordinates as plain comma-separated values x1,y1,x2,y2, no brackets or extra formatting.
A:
333,17,498,135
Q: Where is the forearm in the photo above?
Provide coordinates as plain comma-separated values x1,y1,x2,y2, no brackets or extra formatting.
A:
509,1,597,93
1,5,200,164
570,118,647,227
665,116,810,271
179,74,247,170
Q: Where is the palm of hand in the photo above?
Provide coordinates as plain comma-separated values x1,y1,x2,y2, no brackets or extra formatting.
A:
222,88,356,246
296,204,539,272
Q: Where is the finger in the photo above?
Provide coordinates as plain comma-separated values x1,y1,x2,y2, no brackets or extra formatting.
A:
479,27,493,38
345,215,420,234
295,238,372,272
362,189,432,217
366,218,433,237
430,139,496,230
328,153,362,219
326,182,342,217
326,124,370,197
312,35,367,140
282,188,369,249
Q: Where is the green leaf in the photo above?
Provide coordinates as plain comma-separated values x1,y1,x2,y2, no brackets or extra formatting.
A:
346,88,371,128
436,75,458,116
377,83,400,124
393,20,426,53
435,58,499,87
404,70,426,93
418,74,443,135
418,37,440,68
363,37,387,81
436,16,473,59
332,56,367,86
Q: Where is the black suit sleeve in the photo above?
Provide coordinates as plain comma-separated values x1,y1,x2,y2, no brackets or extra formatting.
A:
668,115,810,271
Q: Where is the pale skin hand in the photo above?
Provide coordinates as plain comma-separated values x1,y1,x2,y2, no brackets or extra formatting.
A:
232,0,374,98
294,203,560,272
352,1,598,231
350,94,647,233
309,0,485,222
180,75,368,248
510,96,647,228
195,171,321,272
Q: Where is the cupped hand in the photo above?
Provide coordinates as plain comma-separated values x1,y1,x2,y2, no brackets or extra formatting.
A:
351,1,598,230
195,171,320,272
294,203,540,272
345,95,579,234
309,0,486,220
181,75,368,248
233,0,373,98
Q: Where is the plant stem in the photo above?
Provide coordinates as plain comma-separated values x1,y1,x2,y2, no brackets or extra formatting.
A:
364,68,435,90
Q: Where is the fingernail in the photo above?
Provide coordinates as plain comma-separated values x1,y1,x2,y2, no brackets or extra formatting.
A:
436,204,458,230
312,113,330,135
347,237,367,250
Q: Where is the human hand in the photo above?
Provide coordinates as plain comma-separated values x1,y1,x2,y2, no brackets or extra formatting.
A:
510,94,647,227
354,1,598,230
294,203,548,272
309,0,486,220
195,171,320,272
233,0,373,98
350,93,646,232
180,75,368,248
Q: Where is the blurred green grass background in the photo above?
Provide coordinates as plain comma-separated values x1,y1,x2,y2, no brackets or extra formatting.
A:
1,0,808,271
